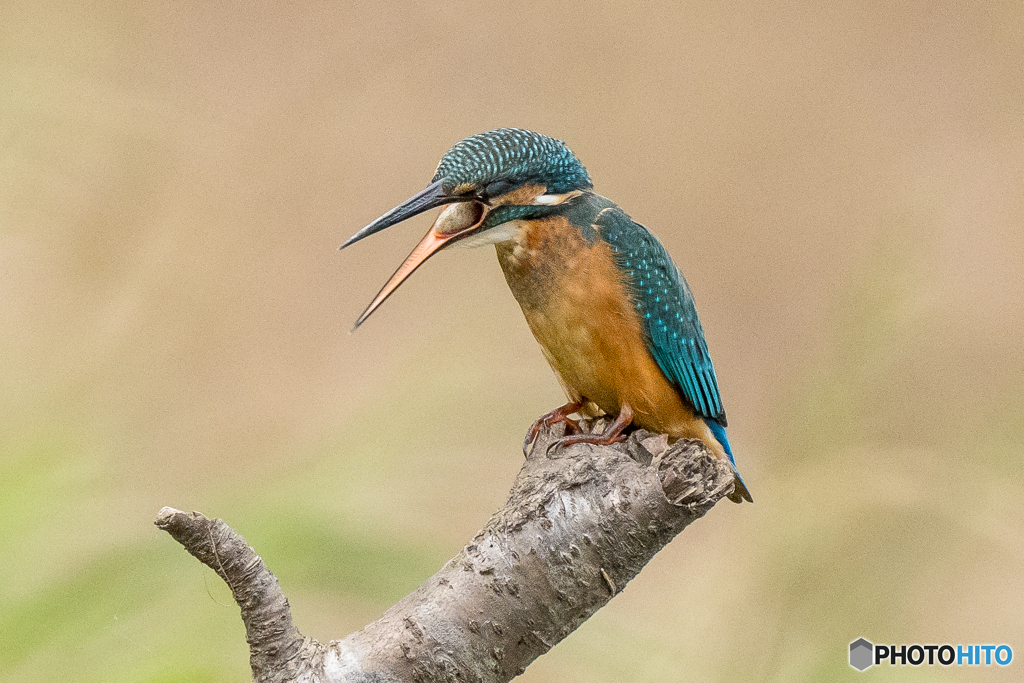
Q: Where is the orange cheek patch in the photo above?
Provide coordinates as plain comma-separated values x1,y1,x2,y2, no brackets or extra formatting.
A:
493,183,547,206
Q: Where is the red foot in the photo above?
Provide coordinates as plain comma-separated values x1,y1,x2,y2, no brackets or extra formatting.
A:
524,401,584,455
547,404,635,454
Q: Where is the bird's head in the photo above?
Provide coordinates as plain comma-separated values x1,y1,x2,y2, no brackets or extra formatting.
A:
342,128,592,328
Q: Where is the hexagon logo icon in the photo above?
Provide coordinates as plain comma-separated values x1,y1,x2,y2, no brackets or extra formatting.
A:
849,638,874,671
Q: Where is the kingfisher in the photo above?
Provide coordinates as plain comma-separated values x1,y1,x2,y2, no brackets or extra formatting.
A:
341,128,751,503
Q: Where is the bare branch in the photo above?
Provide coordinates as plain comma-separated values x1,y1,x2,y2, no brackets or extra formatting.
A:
157,422,738,682
154,508,324,681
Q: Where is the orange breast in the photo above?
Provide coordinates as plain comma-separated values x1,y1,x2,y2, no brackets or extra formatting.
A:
495,216,722,452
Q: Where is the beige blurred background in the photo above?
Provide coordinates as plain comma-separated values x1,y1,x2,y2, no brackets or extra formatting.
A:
2,1,1022,681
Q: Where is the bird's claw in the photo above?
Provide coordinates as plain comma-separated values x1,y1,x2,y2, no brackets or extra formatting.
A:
542,403,634,457
523,401,585,456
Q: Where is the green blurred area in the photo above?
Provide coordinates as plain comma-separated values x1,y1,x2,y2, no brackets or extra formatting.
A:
2,1,1022,681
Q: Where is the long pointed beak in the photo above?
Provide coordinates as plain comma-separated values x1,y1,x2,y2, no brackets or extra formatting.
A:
351,227,453,330
348,197,489,330
340,179,463,250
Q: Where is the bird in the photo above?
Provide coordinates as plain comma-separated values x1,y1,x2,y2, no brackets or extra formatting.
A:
341,128,751,503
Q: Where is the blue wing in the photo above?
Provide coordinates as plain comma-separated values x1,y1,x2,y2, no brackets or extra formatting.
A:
596,207,727,425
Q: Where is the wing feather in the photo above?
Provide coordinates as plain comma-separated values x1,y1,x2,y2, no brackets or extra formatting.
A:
596,207,727,425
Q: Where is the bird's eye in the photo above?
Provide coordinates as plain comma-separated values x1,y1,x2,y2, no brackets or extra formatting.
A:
484,179,515,198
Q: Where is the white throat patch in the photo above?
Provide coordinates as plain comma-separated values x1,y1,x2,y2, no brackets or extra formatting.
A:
455,222,520,249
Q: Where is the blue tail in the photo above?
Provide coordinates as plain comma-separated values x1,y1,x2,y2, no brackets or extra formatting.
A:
705,420,752,503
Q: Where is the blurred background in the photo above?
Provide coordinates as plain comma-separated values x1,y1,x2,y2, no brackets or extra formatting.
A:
2,1,1022,681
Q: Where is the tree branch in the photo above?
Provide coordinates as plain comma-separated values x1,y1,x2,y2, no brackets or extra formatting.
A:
157,421,738,682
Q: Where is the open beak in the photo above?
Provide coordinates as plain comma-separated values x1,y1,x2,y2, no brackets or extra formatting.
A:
340,179,462,250
342,182,489,329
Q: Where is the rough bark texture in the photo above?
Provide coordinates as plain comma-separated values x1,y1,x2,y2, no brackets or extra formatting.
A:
154,507,323,681
157,421,738,682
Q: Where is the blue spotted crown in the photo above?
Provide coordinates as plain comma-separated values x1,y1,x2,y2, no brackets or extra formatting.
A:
433,128,593,194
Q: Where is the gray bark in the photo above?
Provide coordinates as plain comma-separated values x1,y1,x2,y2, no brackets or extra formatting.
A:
156,421,739,682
